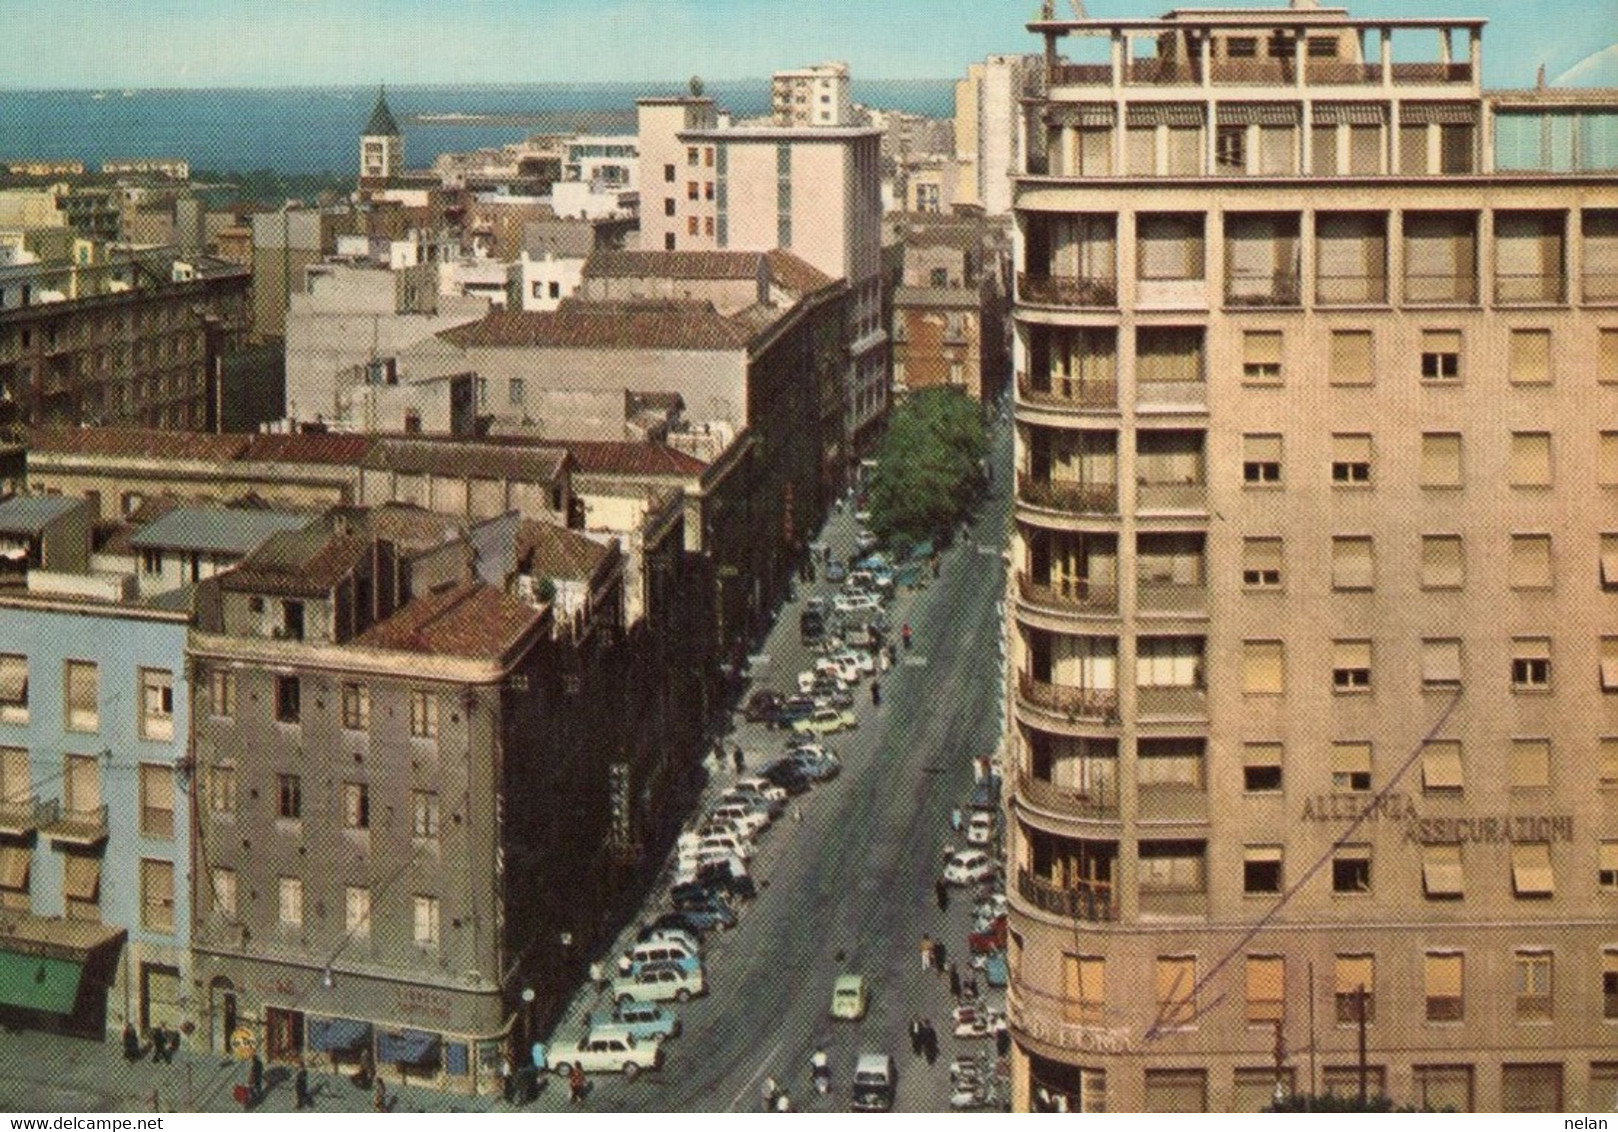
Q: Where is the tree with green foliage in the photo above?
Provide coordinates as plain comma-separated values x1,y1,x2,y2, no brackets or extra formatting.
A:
866,388,988,547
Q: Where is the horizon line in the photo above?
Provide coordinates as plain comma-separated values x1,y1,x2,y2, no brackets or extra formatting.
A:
0,77,965,95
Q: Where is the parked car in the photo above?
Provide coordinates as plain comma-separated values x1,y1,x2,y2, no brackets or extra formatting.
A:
968,914,1008,955
809,680,855,709
772,695,818,729
792,706,857,736
624,937,702,976
707,803,770,840
694,829,752,862
722,786,786,821
633,924,702,955
830,974,869,1021
666,890,737,932
851,1052,897,1112
611,961,705,1006
585,1000,682,1043
673,860,758,903
966,811,997,846
825,560,848,583
854,529,879,557
644,909,718,940
941,849,999,887
832,592,881,617
757,758,812,796
831,649,876,677
744,690,784,723
549,1031,663,1080
787,746,842,781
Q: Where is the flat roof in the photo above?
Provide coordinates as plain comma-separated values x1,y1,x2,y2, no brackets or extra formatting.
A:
126,507,314,556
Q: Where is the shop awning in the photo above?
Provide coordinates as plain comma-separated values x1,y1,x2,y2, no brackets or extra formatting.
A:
308,1016,373,1053
0,949,85,1015
378,1029,440,1064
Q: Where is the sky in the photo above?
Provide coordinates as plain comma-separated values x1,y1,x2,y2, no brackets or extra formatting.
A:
0,0,1613,89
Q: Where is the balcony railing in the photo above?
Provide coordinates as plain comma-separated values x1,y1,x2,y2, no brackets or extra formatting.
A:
1049,63,1114,87
1017,867,1118,921
0,795,57,837
1018,473,1119,516
1404,273,1479,304
1316,273,1388,305
1123,59,1200,86
1136,581,1207,613
1016,572,1119,614
1225,272,1302,307
45,803,109,845
1136,482,1208,512
1136,685,1208,718
1495,273,1566,305
1047,59,1472,90
1018,770,1120,819
1017,372,1118,411
1018,672,1121,724
1018,272,1117,308
1135,380,1206,409
1583,273,1618,302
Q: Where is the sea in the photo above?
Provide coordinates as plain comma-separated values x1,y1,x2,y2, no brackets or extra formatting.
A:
0,82,956,177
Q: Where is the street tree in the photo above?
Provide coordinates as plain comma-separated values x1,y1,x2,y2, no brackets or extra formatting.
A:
866,388,988,546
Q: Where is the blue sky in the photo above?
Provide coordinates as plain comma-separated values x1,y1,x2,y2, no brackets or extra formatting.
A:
1,0,1613,89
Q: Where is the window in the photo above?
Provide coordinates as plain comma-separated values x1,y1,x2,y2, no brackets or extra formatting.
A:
209,669,234,718
138,763,174,839
280,600,304,641
1509,534,1552,589
1216,126,1247,172
1064,953,1106,1024
1598,841,1618,890
1601,328,1618,383
1603,432,1618,486
1334,954,1374,1021
1511,637,1551,690
1242,537,1282,588
663,163,674,183
704,216,714,236
1420,330,1461,380
1329,330,1373,385
1515,951,1553,1018
1420,433,1463,488
686,146,698,166
1241,434,1282,484
1424,953,1464,1021
1603,738,1618,789
1330,433,1372,484
413,791,440,841
1245,955,1284,1023
1511,842,1555,898
1422,842,1464,899
413,894,440,947
1243,846,1283,895
140,859,174,934
277,774,302,820
342,782,370,831
1602,951,1618,1023
341,682,369,731
1331,536,1374,591
509,377,525,406
1421,535,1464,589
1242,640,1284,694
1332,639,1372,691
1511,738,1550,790
211,867,237,918
278,876,303,927
138,669,173,741
1421,641,1463,691
664,232,675,250
1509,432,1552,487
1421,740,1464,796
686,180,698,201
662,199,674,218
1332,845,1372,894
63,754,99,815
62,851,101,919
64,660,98,732
1243,743,1283,792
345,885,371,939
687,215,699,236
1604,637,1618,692
1508,329,1552,384
209,764,236,816
1332,741,1372,791
139,549,162,575
1155,955,1197,1029
410,689,439,739
1601,535,1618,591
275,675,301,723
0,654,26,724
1241,331,1282,382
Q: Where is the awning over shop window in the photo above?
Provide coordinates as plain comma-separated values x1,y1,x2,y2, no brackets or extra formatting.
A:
0,949,84,1015
307,1016,373,1053
378,1028,440,1064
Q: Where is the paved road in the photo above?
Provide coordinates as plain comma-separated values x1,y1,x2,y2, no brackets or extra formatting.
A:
568,417,1013,1113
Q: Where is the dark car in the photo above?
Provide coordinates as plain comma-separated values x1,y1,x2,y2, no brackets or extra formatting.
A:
825,560,848,583
678,861,758,902
810,681,855,710
641,910,712,942
772,695,818,729
757,758,812,796
744,690,783,723
667,889,737,931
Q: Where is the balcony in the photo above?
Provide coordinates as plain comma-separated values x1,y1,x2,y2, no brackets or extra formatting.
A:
1016,867,1118,921
1225,272,1301,307
1404,273,1478,304
1018,672,1121,724
0,796,57,838
1135,277,1207,309
1136,581,1207,614
1016,573,1119,615
1017,373,1118,411
1136,685,1208,718
1136,481,1208,512
1495,273,1565,305
1585,273,1618,303
1018,273,1117,308
1018,770,1120,820
1316,273,1388,305
1135,381,1206,410
44,803,108,846
1018,473,1118,517
1049,63,1113,87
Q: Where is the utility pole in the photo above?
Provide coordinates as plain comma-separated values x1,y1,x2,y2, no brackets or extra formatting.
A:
1355,984,1369,1106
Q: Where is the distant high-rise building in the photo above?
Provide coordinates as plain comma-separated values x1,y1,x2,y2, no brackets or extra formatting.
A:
771,62,854,128
955,54,1044,215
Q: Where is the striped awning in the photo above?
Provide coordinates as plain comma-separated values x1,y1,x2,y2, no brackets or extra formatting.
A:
1046,103,1116,127
1401,101,1478,126
1314,102,1387,126
1126,103,1205,128
1217,103,1301,127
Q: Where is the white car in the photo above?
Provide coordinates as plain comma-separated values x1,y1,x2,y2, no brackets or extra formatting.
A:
707,803,769,840
966,811,997,846
833,592,882,616
733,777,789,806
695,830,752,861
942,849,999,887
612,961,706,1005
833,649,876,677
549,1030,663,1080
673,849,749,887
824,653,864,684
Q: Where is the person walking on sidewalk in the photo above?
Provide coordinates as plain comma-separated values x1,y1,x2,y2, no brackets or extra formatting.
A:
908,1017,923,1058
949,961,962,999
569,1063,588,1106
248,1052,265,1106
919,933,934,972
870,680,881,707
295,1060,314,1110
934,877,949,913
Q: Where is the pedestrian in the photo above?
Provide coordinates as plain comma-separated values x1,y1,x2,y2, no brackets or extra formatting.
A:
950,807,963,833
372,1076,388,1112
934,939,948,975
963,971,979,1000
870,680,881,707
949,961,962,999
123,1021,142,1062
994,1017,1011,1058
902,623,912,650
934,877,949,912
568,1063,587,1106
295,1060,314,1110
357,1046,375,1090
919,933,934,972
248,1052,265,1105
733,747,746,774
908,1017,923,1058
501,1055,515,1103
922,1019,939,1066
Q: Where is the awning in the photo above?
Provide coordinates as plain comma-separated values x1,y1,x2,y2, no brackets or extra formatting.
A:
378,1028,440,1064
1314,102,1385,126
1046,103,1116,128
308,1016,373,1053
1217,103,1301,126
0,662,26,704
1401,102,1478,126
1127,103,1204,128
0,949,84,1015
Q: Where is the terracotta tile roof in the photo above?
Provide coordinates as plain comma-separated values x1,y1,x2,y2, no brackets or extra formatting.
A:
240,433,378,466
345,503,469,550
27,427,249,463
514,520,614,582
764,250,836,295
556,439,708,477
355,581,544,659
362,438,568,483
585,249,765,280
223,529,370,597
438,300,753,351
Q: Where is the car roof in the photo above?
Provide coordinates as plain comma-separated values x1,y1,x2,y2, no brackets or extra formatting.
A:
855,1053,892,1073
833,974,865,991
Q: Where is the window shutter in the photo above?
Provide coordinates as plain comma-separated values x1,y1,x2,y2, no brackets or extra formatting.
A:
1420,434,1462,486
1599,328,1618,383
1601,637,1618,689
1421,740,1464,789
1421,536,1464,587
1335,954,1374,995
1332,537,1374,589
1243,641,1284,693
1244,434,1283,462
1510,433,1551,485
1328,330,1373,383
1424,952,1463,997
1508,329,1552,383
1334,639,1372,671
1421,329,1462,355
1510,842,1554,895
1422,844,1464,895
1332,433,1372,464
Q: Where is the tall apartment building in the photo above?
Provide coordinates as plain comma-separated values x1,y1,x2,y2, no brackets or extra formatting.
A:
955,54,1045,216
771,62,854,128
1004,1,1618,1114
